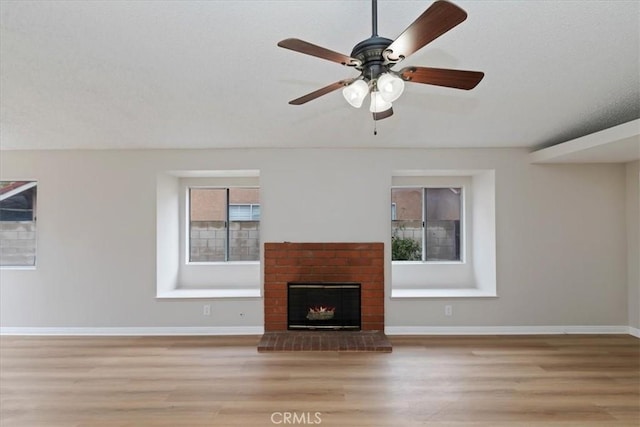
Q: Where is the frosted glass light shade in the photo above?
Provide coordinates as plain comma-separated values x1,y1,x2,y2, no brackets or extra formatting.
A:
342,80,369,108
377,73,405,103
369,91,392,113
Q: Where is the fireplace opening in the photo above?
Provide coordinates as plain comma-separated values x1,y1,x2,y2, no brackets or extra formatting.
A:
287,282,361,330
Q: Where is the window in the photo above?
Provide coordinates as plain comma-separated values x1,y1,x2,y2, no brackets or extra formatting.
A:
0,181,37,267
188,187,260,262
391,187,462,262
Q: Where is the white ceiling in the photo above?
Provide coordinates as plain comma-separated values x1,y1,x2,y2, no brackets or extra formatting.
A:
1,0,638,151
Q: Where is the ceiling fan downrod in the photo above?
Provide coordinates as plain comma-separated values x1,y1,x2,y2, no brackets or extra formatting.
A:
372,0,378,37
350,0,393,81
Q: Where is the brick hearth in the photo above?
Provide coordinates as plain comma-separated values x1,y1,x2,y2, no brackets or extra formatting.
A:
263,242,385,332
257,331,392,352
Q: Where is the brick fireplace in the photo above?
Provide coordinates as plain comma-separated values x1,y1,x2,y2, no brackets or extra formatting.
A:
263,242,385,331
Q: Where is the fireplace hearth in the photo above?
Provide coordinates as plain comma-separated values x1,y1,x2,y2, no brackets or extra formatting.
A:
288,283,361,330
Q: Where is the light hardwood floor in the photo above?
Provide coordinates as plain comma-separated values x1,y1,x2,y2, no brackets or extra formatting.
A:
1,334,638,426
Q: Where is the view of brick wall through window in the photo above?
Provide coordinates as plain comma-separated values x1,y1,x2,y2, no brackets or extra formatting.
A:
264,242,384,331
189,188,260,261
392,187,461,261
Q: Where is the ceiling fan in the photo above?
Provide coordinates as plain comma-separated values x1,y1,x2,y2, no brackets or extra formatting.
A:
277,0,484,121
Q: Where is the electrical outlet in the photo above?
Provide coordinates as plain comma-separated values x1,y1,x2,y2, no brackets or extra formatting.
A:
445,305,453,316
203,304,211,316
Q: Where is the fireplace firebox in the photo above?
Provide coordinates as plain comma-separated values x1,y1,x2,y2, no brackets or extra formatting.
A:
287,282,361,330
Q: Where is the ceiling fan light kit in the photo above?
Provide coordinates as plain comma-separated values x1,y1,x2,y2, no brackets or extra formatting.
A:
342,79,369,108
278,0,484,122
376,73,405,103
369,91,393,114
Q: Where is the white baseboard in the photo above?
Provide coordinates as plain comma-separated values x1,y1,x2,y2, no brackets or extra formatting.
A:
385,325,633,336
0,326,264,336
1,325,636,337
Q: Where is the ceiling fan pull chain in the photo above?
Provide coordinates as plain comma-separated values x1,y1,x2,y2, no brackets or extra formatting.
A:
372,89,377,135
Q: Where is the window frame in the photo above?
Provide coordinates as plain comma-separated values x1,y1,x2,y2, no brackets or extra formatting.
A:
185,185,260,264
391,185,466,264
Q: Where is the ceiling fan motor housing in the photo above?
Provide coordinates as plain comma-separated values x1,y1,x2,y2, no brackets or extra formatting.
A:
350,36,394,81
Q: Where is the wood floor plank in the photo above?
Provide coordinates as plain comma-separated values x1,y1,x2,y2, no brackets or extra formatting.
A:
1,334,638,426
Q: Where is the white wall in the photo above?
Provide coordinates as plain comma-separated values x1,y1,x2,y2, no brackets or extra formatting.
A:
627,161,640,331
0,148,629,330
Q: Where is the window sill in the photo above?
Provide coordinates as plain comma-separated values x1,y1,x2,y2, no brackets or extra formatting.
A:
391,288,497,298
0,266,36,270
157,288,262,299
392,261,465,265
185,261,260,266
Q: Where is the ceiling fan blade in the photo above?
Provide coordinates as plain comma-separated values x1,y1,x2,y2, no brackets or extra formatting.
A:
289,79,356,105
399,66,484,90
373,108,393,121
385,0,467,63
278,38,361,67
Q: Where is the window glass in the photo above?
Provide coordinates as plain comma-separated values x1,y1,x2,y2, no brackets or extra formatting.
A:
189,188,226,262
391,188,422,261
228,188,260,261
391,187,462,262
189,188,260,262
425,188,461,261
0,181,37,267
